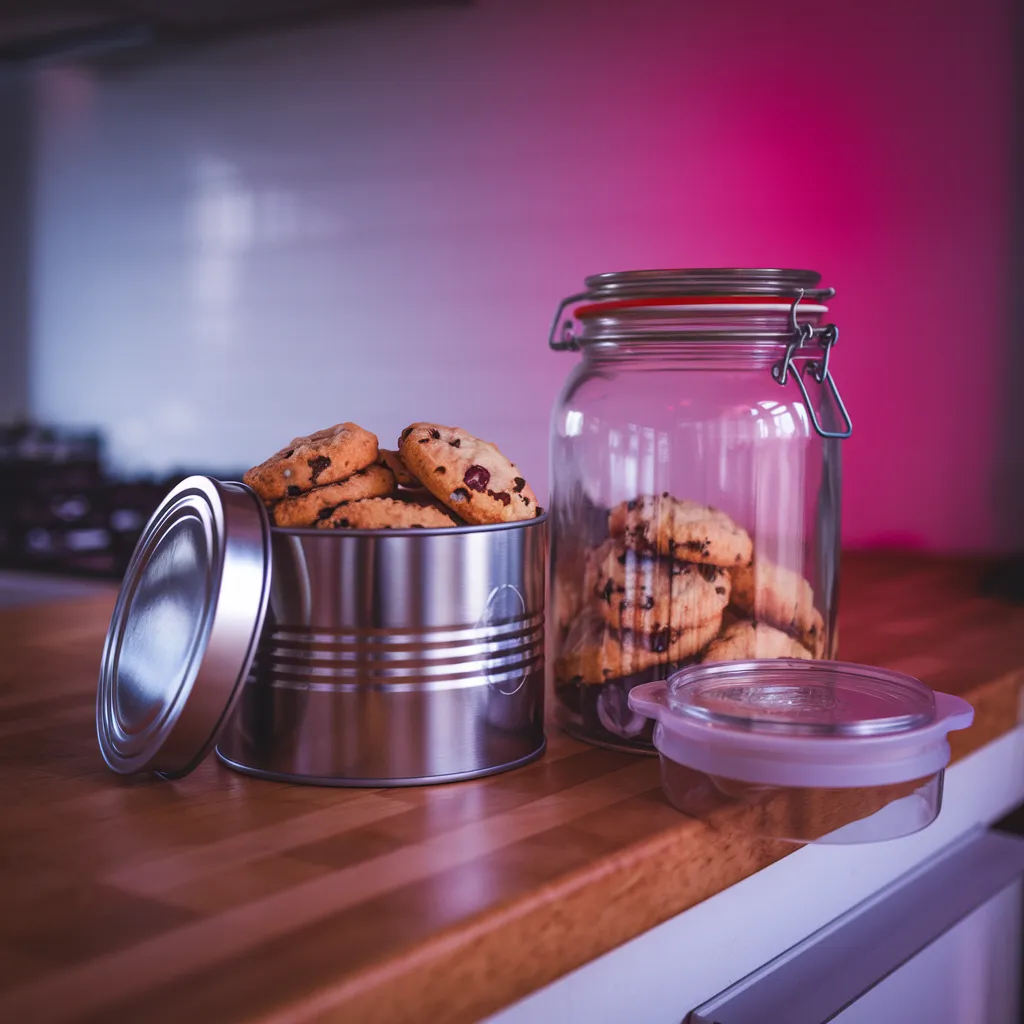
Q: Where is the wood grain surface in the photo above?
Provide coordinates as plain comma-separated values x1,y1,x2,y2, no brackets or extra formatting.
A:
1,554,1022,1024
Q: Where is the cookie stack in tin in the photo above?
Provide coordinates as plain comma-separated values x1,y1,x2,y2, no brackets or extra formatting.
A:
554,492,826,747
242,421,542,529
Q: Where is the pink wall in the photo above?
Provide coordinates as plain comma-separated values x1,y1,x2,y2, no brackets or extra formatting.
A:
31,0,1020,551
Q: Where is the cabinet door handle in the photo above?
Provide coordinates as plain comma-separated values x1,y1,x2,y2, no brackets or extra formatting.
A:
687,828,1024,1024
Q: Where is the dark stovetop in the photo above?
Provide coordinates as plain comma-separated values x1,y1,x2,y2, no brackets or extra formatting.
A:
0,422,243,580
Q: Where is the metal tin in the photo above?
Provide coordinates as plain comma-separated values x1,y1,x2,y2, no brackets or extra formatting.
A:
215,515,548,786
96,476,272,777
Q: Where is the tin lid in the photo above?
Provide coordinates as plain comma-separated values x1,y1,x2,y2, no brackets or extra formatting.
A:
628,660,975,788
96,475,272,778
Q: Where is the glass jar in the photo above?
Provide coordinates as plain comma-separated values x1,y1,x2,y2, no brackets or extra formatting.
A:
548,269,853,753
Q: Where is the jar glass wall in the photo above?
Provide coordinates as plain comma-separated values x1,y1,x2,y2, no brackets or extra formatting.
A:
548,270,850,752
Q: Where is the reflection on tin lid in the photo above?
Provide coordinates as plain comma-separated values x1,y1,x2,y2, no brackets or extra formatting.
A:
96,475,272,778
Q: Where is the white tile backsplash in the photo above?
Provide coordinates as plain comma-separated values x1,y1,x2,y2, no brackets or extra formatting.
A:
27,0,1021,548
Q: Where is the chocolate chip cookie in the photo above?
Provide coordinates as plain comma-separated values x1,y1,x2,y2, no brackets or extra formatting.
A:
243,422,379,502
398,423,540,525
590,540,731,635
609,494,753,567
270,463,395,527
701,620,813,663
730,560,825,657
316,496,460,530
378,448,419,488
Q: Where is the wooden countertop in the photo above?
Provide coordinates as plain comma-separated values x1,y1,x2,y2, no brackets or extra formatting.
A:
1,554,1023,1024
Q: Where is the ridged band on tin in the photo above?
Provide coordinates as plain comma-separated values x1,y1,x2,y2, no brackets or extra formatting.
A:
252,613,544,690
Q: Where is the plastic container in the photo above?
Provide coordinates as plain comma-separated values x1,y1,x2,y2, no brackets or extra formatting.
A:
547,269,852,753
628,659,974,844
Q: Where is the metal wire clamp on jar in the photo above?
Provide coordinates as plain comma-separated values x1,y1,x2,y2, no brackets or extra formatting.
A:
547,269,853,753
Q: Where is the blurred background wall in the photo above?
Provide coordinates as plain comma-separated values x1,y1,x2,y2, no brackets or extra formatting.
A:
2,0,1020,551
0,74,31,422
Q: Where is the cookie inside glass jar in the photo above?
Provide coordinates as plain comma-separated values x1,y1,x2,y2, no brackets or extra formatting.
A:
553,492,827,753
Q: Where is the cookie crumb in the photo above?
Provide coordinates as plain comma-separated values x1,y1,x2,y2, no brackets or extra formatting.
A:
308,455,331,484
650,629,671,654
464,465,490,491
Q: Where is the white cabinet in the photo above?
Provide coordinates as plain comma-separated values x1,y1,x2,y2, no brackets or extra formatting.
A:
690,832,1024,1024
486,727,1024,1024
835,882,1021,1024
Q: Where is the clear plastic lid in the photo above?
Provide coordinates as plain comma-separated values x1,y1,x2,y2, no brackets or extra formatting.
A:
666,659,936,737
628,660,975,789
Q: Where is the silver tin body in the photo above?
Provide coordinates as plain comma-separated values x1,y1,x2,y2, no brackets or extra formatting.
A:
216,516,547,785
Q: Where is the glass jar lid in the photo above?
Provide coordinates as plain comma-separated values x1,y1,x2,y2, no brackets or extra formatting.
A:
666,659,936,737
548,266,854,442
550,268,835,350
581,267,833,301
